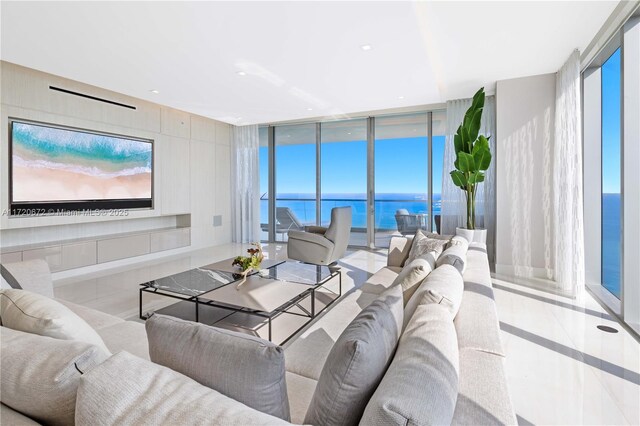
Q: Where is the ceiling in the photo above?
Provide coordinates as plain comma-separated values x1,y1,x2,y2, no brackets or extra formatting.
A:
1,1,618,125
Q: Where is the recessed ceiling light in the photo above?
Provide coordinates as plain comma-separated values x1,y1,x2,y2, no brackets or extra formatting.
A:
307,108,313,111
150,89,160,94
236,117,242,120
360,44,372,51
347,132,352,135
237,71,247,76
398,96,405,99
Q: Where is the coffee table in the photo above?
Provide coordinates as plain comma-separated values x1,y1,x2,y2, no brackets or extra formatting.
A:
139,259,342,345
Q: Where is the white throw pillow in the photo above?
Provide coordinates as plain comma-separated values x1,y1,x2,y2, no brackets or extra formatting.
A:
406,229,451,265
391,254,435,305
0,289,111,355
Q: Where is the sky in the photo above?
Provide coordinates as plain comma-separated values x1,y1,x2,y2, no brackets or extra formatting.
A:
259,136,445,197
602,47,621,194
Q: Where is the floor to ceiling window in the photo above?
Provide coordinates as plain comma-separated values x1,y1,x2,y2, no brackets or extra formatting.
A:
274,124,317,241
320,120,367,246
601,48,622,299
374,113,428,247
260,109,445,248
259,127,269,241
583,13,640,336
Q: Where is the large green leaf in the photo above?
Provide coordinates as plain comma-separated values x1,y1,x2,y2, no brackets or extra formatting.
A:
468,171,485,184
450,170,467,188
469,108,483,142
472,136,492,170
471,87,485,110
457,152,475,173
454,132,463,154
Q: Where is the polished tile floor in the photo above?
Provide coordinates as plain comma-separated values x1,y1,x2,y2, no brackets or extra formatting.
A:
53,244,639,425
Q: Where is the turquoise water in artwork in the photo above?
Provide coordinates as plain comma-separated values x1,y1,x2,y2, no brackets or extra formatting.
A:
12,121,152,177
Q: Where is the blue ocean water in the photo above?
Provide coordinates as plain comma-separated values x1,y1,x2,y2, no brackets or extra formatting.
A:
602,193,621,298
261,193,441,231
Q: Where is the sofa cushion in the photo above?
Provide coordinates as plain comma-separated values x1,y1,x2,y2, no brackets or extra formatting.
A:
0,259,53,298
285,372,317,425
390,254,435,304
1,326,108,426
452,348,517,425
406,229,450,265
285,290,378,381
1,403,39,426
75,351,289,426
404,264,464,326
304,285,403,426
361,303,460,426
146,314,290,421
388,236,413,267
56,298,125,331
437,236,469,273
456,248,505,357
360,266,402,295
0,289,110,355
96,321,150,360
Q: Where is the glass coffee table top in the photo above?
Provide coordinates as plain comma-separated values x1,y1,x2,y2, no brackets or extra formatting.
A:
263,262,335,286
145,267,239,297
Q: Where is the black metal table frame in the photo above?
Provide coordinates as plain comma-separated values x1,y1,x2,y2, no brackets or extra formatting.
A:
139,269,342,345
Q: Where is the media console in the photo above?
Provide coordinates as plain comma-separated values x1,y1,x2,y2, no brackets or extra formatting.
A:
0,226,190,272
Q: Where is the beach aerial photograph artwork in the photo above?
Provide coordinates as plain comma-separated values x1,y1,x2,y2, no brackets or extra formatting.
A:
11,122,152,202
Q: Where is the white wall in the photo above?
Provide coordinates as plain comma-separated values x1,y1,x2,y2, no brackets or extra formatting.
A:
495,73,556,280
0,61,231,255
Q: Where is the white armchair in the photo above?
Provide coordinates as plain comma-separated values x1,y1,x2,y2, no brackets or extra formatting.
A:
287,207,352,265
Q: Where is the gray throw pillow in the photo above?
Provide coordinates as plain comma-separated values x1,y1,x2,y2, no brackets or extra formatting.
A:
304,285,404,426
145,314,290,421
406,229,451,265
1,326,108,426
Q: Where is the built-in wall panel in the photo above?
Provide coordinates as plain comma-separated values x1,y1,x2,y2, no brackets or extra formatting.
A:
160,135,191,215
495,73,556,281
0,60,233,272
190,139,217,248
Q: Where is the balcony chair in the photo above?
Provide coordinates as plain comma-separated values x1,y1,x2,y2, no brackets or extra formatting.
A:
260,207,305,240
287,206,352,266
394,208,428,236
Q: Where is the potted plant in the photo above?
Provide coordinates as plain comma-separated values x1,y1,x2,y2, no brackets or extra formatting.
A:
232,243,264,289
449,87,491,244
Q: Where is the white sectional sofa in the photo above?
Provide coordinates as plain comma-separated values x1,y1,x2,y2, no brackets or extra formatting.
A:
0,236,516,425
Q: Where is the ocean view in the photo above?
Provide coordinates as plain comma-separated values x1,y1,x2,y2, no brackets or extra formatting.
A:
261,193,441,230
602,193,621,298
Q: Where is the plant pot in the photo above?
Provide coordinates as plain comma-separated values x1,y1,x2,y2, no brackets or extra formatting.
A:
456,227,487,245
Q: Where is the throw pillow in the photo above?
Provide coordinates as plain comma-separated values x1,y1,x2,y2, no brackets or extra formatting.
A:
405,229,451,265
304,285,404,426
1,326,109,425
0,289,111,355
403,264,464,327
360,303,459,426
146,314,290,421
391,254,435,305
437,236,469,274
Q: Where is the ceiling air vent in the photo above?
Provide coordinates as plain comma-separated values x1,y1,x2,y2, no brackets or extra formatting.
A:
49,86,136,110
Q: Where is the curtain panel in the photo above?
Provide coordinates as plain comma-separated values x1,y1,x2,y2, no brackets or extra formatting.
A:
230,125,261,243
441,96,497,264
553,50,585,296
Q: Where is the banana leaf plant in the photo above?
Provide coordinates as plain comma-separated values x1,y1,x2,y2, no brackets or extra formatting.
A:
450,87,491,230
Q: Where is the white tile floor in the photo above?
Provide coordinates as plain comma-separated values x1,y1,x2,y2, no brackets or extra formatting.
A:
53,244,640,425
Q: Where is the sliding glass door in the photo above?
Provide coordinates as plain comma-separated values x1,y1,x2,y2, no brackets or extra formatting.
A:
374,113,429,247
274,124,316,241
601,48,622,299
320,120,367,246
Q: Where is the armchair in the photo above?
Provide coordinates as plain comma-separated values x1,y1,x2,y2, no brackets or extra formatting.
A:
394,209,428,236
287,206,352,265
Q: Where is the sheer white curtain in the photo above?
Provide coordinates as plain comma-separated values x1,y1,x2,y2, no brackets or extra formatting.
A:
231,125,261,243
553,50,585,296
440,96,496,263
